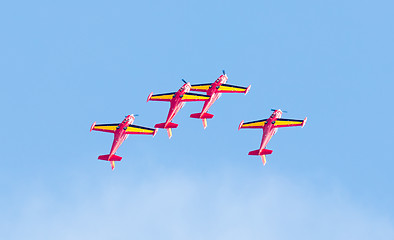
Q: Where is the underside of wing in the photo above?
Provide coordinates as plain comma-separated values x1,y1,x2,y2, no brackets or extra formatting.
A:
181,92,210,102
239,119,267,129
190,83,212,92
92,123,118,133
217,84,250,94
125,124,157,135
274,118,306,128
148,92,175,102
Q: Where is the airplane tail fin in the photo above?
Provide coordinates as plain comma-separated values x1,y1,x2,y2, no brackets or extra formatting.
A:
202,118,207,129
248,149,273,165
190,113,214,129
98,154,122,161
98,154,122,170
190,113,214,119
154,122,179,129
154,122,178,139
167,128,172,139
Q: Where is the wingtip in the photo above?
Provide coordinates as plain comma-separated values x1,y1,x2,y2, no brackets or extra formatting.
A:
302,117,307,128
90,121,96,132
245,85,251,95
153,128,158,137
147,92,153,102
238,120,244,131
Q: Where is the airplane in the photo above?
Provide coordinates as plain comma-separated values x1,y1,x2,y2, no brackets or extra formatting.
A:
189,70,251,129
90,114,157,170
238,109,307,165
147,81,211,138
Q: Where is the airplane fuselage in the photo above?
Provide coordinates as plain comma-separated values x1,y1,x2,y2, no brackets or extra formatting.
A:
259,110,282,154
108,116,134,159
199,74,228,114
164,83,191,127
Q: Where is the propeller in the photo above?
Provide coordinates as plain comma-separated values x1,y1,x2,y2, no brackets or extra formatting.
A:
134,114,139,117
222,70,226,76
271,109,287,113
181,79,187,84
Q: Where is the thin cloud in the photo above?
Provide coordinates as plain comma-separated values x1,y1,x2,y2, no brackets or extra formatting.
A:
4,171,394,240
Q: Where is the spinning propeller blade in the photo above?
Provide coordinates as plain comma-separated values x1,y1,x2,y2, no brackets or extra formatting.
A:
271,109,288,113
182,79,187,84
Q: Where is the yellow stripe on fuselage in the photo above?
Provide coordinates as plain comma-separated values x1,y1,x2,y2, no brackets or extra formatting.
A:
274,120,303,126
126,127,155,134
182,94,210,101
150,94,174,100
242,121,266,128
94,125,118,131
218,85,245,92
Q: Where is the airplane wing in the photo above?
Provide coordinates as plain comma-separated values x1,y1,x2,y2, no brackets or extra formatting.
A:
217,84,250,94
238,119,268,129
125,124,157,135
273,118,307,128
180,92,210,102
91,123,118,133
147,92,176,102
190,83,212,92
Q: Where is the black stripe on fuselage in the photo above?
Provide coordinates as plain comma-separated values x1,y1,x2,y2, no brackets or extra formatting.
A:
243,119,268,124
191,83,211,87
95,123,119,126
152,92,176,97
276,118,303,122
129,124,155,131
221,83,247,89
185,92,210,97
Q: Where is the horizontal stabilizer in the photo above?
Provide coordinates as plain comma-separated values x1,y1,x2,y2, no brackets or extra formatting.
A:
98,154,122,161
190,113,214,119
154,122,179,129
248,149,273,156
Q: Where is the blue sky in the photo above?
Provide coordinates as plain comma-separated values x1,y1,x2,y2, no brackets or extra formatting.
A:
1,0,394,239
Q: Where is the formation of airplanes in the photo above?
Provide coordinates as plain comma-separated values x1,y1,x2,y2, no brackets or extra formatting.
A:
91,71,307,169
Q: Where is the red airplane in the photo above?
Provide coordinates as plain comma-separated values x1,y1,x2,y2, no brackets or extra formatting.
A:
90,114,157,170
189,71,251,129
147,81,210,138
238,109,307,165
